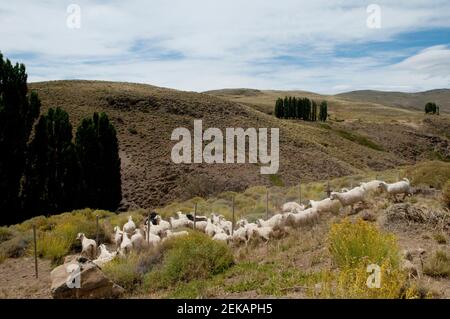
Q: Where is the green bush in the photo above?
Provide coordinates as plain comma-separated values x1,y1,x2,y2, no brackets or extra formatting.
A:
407,161,450,189
143,232,234,290
0,233,32,262
443,180,450,208
328,218,400,268
0,227,14,244
423,250,450,278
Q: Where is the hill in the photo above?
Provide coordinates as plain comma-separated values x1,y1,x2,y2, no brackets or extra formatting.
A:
29,81,450,211
335,89,450,114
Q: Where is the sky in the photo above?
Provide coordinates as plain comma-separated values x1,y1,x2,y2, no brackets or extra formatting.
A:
1,0,450,93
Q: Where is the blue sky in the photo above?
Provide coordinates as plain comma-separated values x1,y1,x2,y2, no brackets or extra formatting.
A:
1,0,450,93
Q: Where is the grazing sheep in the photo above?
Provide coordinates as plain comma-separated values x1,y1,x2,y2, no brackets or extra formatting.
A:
93,244,116,268
256,213,286,229
130,229,145,250
205,218,223,237
309,198,341,215
76,233,97,260
155,215,171,231
210,213,221,225
330,186,366,212
284,207,318,227
252,226,274,242
169,216,193,229
164,229,189,241
212,232,230,243
359,180,383,194
236,219,248,228
193,220,208,232
282,202,305,213
143,227,161,247
123,216,136,234
378,178,412,201
187,213,208,222
231,226,248,245
175,211,188,220
113,226,123,247
218,216,232,235
119,232,133,256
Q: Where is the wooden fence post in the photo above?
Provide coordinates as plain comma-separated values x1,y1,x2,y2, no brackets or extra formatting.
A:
326,180,332,198
232,196,235,236
96,215,99,244
147,212,151,243
266,189,269,219
33,225,38,278
298,180,302,204
194,203,197,230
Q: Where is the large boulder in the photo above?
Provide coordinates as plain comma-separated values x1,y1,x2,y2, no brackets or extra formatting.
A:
50,256,124,299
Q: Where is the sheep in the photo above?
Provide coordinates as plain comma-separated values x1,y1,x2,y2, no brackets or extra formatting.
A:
143,227,161,247
330,186,366,213
210,213,221,225
378,178,412,201
193,220,208,232
93,244,117,268
186,213,208,222
175,211,188,220
284,207,318,227
231,226,248,245
251,226,274,242
359,180,383,194
212,232,230,243
144,223,165,237
155,215,171,231
123,216,136,234
281,202,305,213
236,219,248,228
256,213,286,229
130,229,145,250
163,229,189,241
113,226,123,247
169,216,193,229
119,232,133,256
309,198,342,215
205,218,222,237
76,233,97,260
217,216,232,235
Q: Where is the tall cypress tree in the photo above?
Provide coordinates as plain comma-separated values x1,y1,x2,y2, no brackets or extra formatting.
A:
0,53,40,225
274,98,283,118
319,101,328,122
22,108,81,217
76,112,121,211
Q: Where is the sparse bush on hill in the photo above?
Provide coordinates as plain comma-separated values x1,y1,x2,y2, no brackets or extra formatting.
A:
442,180,450,208
143,232,234,291
423,250,450,278
406,161,450,189
424,102,439,115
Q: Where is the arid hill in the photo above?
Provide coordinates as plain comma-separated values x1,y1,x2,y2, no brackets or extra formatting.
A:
29,81,450,211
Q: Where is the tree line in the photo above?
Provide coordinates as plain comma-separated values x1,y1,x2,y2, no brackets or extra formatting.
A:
0,53,121,225
274,96,328,122
424,102,440,115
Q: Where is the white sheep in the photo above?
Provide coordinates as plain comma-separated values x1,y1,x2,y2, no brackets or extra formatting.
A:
205,218,220,237
231,226,248,245
284,207,318,227
378,178,412,201
359,180,383,194
256,213,286,229
163,229,189,241
212,232,230,243
155,215,171,231
217,216,233,235
130,229,145,250
330,186,366,212
170,216,193,229
281,202,305,213
123,216,136,234
113,226,123,247
251,226,273,242
93,244,116,268
76,233,97,260
193,220,208,232
143,227,161,247
309,198,341,215
119,232,133,256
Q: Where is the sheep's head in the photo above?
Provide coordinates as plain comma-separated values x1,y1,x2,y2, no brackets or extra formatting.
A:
378,182,388,191
76,233,84,240
113,226,120,232
128,216,133,222
256,219,263,227
330,192,338,200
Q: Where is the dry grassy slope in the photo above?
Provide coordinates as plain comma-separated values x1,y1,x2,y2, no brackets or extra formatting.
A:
336,89,450,114
29,81,449,211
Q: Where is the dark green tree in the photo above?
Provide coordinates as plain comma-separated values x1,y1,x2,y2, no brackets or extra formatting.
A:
76,112,121,211
274,98,284,118
425,102,437,114
319,101,328,122
0,53,40,225
22,108,81,217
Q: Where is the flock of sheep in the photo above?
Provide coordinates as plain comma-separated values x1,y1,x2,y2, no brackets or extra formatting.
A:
76,178,413,268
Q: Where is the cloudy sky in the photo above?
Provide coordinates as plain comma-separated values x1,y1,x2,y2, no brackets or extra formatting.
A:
1,0,450,93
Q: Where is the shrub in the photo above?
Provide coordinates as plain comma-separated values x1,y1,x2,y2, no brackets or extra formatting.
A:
433,232,447,244
407,161,450,189
335,129,384,151
443,180,450,208
328,218,400,268
0,233,32,262
423,250,450,278
0,227,14,244
143,232,233,290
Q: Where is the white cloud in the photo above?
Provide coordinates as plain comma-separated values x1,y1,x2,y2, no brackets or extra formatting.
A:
1,0,450,92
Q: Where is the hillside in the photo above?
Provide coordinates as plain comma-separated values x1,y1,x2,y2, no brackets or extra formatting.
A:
335,89,450,114
29,81,450,212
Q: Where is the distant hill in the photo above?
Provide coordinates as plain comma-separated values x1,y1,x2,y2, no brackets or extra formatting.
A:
29,81,450,211
335,89,450,113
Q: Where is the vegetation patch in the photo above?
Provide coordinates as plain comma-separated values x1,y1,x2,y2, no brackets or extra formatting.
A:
406,161,450,189
423,250,450,278
335,129,384,151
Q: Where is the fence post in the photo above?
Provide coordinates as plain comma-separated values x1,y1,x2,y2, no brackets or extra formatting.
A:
96,215,99,244
298,180,302,204
33,225,38,278
194,203,197,230
326,180,332,198
147,212,151,243
266,189,269,219
232,196,235,236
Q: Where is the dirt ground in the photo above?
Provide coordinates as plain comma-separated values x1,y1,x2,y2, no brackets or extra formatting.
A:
0,257,52,299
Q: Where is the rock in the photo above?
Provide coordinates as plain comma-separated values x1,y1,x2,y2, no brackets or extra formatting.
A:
50,256,124,299
361,211,377,222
